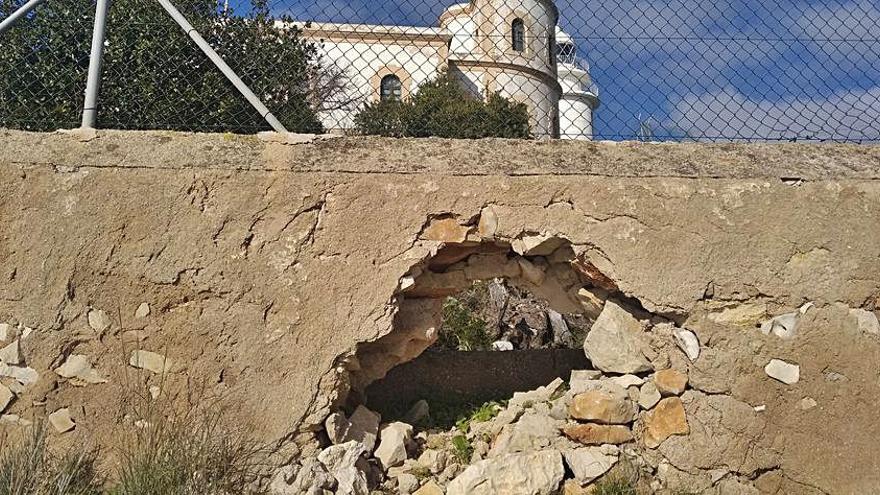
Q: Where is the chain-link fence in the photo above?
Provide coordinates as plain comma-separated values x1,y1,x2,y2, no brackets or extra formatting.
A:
1,0,879,141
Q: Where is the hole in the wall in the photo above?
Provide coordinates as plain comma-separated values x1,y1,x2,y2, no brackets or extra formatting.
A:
334,235,624,425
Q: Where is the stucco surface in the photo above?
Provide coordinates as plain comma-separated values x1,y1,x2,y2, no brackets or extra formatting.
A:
1,129,879,492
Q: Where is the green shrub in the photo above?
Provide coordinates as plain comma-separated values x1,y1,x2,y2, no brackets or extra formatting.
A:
439,296,493,351
354,72,531,139
0,426,102,495
450,435,472,464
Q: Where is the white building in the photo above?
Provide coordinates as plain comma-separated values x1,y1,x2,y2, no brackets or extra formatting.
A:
284,0,599,139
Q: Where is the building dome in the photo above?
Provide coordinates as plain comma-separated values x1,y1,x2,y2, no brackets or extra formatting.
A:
441,0,562,138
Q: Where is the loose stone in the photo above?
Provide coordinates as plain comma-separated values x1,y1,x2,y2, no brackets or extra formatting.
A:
568,389,636,425
48,408,76,433
643,397,689,448
654,369,688,396
764,359,800,384
562,423,634,445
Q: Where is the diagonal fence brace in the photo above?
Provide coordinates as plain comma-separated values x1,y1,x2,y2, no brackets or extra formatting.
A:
156,0,289,134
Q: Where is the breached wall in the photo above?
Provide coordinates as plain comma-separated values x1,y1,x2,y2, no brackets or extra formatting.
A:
1,129,879,492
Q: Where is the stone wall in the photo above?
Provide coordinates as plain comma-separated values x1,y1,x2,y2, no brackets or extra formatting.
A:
365,348,588,414
0,129,879,492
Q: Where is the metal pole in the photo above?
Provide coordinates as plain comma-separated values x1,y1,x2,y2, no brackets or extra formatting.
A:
156,0,288,133
0,0,46,36
80,0,110,128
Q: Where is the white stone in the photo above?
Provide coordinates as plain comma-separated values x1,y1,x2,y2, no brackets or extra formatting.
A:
129,350,172,374
149,386,161,399
562,446,619,484
48,408,75,433
849,308,880,336
491,340,514,351
396,473,420,495
753,405,766,412
610,374,644,388
707,303,768,326
759,312,798,339
473,403,523,439
273,458,334,495
88,309,111,334
489,410,562,457
764,359,800,384
417,449,447,474
0,339,21,365
20,326,33,339
54,354,107,384
510,377,564,407
0,364,38,386
798,397,818,410
0,384,12,413
0,323,11,341
583,301,652,374
399,275,416,292
374,421,413,470
548,310,573,347
511,233,565,256
446,450,564,495
317,441,369,495
638,382,662,410
673,328,701,361
569,369,603,393
6,382,24,395
325,411,348,444
135,302,151,318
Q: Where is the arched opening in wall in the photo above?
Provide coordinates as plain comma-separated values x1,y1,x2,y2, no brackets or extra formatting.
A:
335,232,631,431
511,18,526,52
379,74,402,102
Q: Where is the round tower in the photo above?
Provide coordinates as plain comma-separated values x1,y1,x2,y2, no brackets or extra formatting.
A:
440,0,561,138
555,27,599,140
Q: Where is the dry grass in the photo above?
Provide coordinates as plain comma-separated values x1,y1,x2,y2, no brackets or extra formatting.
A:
0,426,102,495
0,383,269,495
110,410,268,495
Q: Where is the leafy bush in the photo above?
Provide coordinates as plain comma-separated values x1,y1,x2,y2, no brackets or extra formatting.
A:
354,72,531,139
0,0,323,133
450,435,472,464
0,426,102,495
439,296,493,351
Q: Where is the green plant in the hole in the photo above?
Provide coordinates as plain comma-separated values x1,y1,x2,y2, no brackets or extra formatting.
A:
450,435,472,464
454,401,504,433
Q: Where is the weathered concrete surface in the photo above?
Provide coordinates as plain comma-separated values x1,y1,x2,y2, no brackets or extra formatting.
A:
1,129,879,492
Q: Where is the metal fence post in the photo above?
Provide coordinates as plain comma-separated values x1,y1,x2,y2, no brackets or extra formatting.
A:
80,0,110,129
0,0,47,36
156,0,289,134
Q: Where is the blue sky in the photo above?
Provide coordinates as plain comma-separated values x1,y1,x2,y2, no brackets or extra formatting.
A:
261,0,880,141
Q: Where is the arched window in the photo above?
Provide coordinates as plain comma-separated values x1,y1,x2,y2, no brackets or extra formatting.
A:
511,18,525,52
380,74,402,101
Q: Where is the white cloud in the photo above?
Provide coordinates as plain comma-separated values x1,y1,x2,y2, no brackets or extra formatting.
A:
669,86,880,141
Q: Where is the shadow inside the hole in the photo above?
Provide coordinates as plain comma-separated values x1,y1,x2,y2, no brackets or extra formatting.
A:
364,347,588,427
